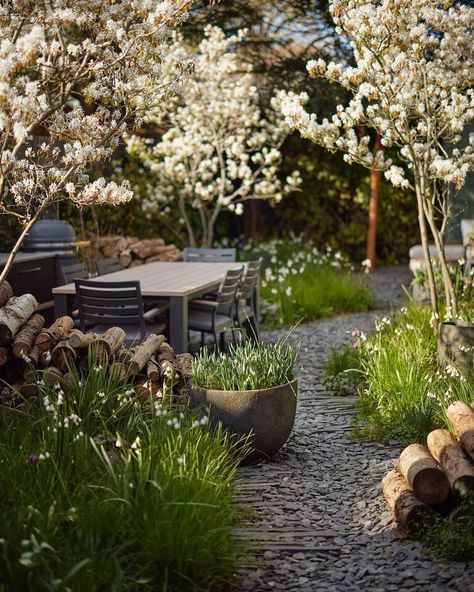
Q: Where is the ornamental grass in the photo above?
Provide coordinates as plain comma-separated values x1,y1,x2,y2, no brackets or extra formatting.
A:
0,352,246,592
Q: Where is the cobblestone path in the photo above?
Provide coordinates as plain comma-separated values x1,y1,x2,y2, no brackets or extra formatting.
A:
237,267,474,592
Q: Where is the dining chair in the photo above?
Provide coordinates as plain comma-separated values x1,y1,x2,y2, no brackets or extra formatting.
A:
96,257,123,275
75,279,168,346
60,261,90,285
183,247,237,263
187,267,243,350
235,260,261,341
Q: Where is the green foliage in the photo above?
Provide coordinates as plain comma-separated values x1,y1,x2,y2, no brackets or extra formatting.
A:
241,237,374,326
413,494,474,561
0,351,245,591
324,345,363,396
192,337,298,391
354,303,474,445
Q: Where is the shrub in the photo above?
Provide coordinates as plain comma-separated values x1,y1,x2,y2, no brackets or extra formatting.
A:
192,338,298,391
324,344,363,396
0,352,245,591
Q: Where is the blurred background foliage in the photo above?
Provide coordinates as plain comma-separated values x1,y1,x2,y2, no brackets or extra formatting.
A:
0,0,419,263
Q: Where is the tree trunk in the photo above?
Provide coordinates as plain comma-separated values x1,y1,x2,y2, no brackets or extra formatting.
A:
398,443,450,505
415,184,438,318
127,334,166,375
12,313,45,358
0,294,38,345
366,133,381,271
381,469,432,528
35,316,74,352
427,429,474,495
423,198,457,316
0,281,13,307
447,402,474,462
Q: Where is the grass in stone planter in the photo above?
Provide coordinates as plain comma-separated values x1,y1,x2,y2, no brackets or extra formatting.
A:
192,338,298,391
0,351,246,592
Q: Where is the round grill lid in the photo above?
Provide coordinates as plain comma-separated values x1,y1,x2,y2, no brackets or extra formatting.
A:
23,211,76,251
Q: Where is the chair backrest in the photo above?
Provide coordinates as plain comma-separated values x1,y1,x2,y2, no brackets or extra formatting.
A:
239,260,261,302
75,279,145,337
96,257,123,276
60,262,89,285
183,248,236,263
216,268,243,316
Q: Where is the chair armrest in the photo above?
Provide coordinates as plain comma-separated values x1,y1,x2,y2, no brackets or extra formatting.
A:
189,299,219,311
144,303,169,322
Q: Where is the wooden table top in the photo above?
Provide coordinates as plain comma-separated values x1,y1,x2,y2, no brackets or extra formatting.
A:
53,261,244,297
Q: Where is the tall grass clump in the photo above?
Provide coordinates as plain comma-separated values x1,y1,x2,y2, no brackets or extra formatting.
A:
355,303,474,445
0,350,246,592
240,237,373,326
192,338,298,391
355,304,440,445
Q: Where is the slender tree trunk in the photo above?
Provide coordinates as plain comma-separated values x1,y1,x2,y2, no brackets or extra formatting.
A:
177,194,195,247
366,133,381,271
422,197,457,317
0,206,46,289
415,184,438,319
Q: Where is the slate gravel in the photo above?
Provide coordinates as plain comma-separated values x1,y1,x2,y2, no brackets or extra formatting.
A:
236,267,474,592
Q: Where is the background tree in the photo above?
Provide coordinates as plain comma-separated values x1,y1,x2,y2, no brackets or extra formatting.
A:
282,0,474,316
127,26,301,248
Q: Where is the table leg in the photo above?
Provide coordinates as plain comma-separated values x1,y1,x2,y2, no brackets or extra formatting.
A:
169,295,188,353
54,293,70,317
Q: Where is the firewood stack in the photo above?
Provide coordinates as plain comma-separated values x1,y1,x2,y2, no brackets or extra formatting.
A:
0,281,193,406
381,401,474,532
92,235,182,268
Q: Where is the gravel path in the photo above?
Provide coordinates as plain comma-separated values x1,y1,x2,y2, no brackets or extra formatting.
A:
237,266,474,592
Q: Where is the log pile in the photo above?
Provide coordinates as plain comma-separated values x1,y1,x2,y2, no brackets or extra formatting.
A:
381,401,474,533
91,235,182,268
0,281,193,406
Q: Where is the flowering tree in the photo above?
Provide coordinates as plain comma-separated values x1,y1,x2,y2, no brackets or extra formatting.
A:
0,0,212,287
127,25,301,248
281,0,474,318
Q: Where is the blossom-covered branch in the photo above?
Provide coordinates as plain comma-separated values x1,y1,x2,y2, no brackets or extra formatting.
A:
0,0,206,286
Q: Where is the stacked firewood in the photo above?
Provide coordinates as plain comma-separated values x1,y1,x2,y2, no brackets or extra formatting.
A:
382,401,474,531
0,281,192,405
92,235,182,268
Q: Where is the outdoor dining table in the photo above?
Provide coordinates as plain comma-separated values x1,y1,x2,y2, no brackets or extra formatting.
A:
52,261,246,353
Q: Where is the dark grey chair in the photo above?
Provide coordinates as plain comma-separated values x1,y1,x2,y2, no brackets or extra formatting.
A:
96,257,123,275
183,248,236,263
235,260,261,341
188,267,243,350
75,279,168,346
60,261,90,285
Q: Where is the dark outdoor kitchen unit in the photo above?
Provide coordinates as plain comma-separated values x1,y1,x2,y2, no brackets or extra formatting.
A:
0,215,88,323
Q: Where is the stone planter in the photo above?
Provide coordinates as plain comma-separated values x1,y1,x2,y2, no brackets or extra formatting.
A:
438,321,474,379
190,378,298,463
